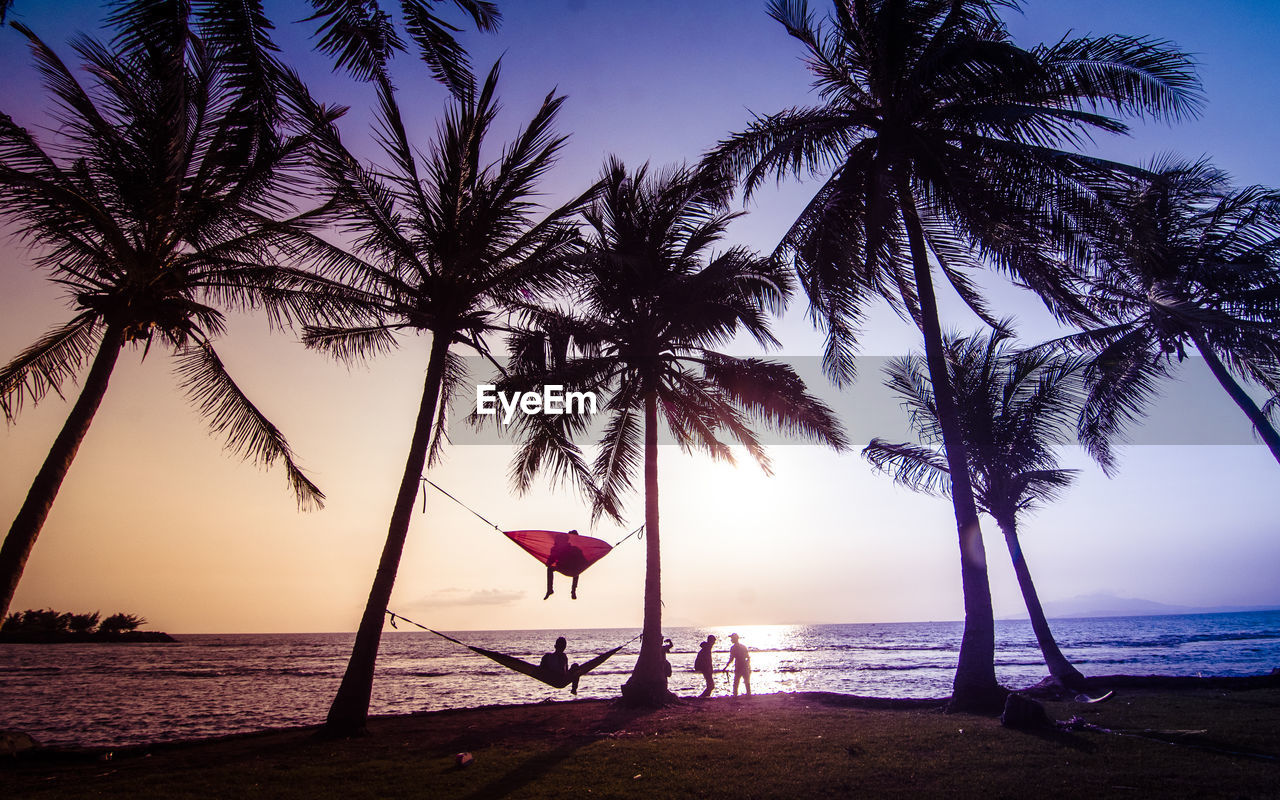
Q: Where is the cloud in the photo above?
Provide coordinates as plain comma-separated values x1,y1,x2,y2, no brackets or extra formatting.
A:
410,587,526,608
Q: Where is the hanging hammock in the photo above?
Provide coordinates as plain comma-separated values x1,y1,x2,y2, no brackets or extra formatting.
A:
387,610,639,690
505,529,614,577
419,478,642,577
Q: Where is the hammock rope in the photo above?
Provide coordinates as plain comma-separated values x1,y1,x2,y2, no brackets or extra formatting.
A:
386,610,641,690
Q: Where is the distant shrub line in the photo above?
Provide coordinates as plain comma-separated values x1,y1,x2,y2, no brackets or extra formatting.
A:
0,609,175,643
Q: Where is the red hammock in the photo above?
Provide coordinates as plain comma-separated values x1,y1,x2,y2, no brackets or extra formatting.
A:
503,530,613,577
419,479,638,578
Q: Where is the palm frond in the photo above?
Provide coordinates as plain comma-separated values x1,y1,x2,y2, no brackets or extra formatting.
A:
658,369,746,466
197,0,284,129
399,0,490,100
590,400,643,522
105,0,189,59
302,323,402,363
173,340,324,510
1035,33,1204,123
699,355,848,450
505,398,602,513
304,0,401,81
425,348,470,468
1013,468,1079,510
0,313,100,421
862,438,953,498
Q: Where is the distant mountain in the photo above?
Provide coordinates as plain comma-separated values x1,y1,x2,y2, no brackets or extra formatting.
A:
1016,593,1280,620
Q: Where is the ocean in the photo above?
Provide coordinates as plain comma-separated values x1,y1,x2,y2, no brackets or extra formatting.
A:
2,610,1277,749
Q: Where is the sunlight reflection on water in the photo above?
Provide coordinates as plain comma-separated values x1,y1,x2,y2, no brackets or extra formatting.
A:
2,611,1277,748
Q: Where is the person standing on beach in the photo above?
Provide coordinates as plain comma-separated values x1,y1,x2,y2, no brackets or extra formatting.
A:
540,636,581,694
723,633,751,696
544,531,588,600
694,635,717,697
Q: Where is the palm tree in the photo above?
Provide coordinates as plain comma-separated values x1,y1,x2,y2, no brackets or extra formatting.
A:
705,0,1199,711
865,330,1088,689
300,59,593,736
0,0,352,620
99,612,147,634
1056,158,1280,470
493,158,848,706
67,611,100,635
304,0,500,100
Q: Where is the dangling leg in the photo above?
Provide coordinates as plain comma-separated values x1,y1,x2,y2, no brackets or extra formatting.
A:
544,565,554,600
570,662,580,695
570,574,579,600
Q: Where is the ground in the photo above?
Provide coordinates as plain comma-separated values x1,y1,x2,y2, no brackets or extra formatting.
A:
3,688,1278,799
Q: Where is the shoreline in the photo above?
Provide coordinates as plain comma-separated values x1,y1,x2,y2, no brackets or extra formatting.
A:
4,670,1276,758
3,680,1278,799
0,631,177,644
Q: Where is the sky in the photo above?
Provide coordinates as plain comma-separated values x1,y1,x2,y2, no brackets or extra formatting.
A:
2,0,1279,634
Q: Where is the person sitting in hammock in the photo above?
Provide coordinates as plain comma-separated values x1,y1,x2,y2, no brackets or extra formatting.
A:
544,531,589,600
539,636,581,694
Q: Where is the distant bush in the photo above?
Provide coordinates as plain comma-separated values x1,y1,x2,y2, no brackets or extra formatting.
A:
0,609,169,642
98,612,146,634
67,611,100,634
2,609,73,634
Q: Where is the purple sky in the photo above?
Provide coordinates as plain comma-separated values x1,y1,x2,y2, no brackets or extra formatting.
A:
2,1,1279,633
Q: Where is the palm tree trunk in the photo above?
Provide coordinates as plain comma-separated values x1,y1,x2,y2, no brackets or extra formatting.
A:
323,334,451,736
1190,333,1280,466
1,322,125,620
995,514,1087,690
620,389,675,705
897,183,1004,713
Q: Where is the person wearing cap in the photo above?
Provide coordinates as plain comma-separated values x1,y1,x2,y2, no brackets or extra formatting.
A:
723,632,751,696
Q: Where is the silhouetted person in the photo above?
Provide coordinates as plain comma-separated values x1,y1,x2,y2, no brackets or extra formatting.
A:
662,637,674,678
540,636,581,694
723,632,751,696
545,530,589,600
694,634,717,698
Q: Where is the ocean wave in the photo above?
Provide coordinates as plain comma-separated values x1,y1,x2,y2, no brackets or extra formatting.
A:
1068,630,1279,650
856,663,955,672
104,666,340,680
819,643,958,653
7,611,1280,749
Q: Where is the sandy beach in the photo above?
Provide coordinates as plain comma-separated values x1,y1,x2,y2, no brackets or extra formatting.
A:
4,682,1279,799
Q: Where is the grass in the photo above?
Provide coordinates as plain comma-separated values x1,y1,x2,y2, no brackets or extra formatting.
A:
3,688,1278,799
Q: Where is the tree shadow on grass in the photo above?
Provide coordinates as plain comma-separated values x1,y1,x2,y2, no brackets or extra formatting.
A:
457,704,657,800
457,737,593,800
1013,725,1098,754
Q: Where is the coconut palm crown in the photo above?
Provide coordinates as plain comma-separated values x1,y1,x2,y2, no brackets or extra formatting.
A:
0,0,353,619
704,0,1200,710
1057,158,1280,470
493,158,849,705
865,329,1089,688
